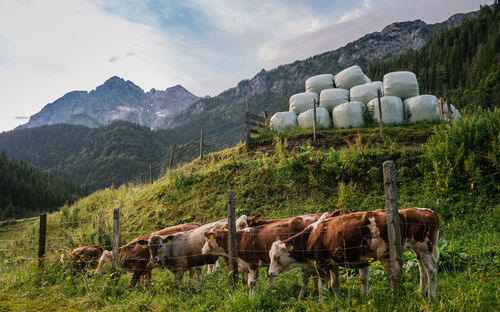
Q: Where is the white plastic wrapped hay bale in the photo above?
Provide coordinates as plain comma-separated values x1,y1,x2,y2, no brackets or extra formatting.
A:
331,101,365,128
383,71,419,100
403,95,441,123
289,92,318,115
350,81,383,104
270,112,298,132
319,88,349,112
334,65,372,90
297,107,332,128
367,96,404,125
442,104,461,121
305,74,334,95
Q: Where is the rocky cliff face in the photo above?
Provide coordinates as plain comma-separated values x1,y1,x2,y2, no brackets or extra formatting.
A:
19,77,199,130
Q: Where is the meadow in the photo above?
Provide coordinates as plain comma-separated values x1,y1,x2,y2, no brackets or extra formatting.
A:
0,110,498,311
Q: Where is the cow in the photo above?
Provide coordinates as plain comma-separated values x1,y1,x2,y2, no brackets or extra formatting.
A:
95,222,201,287
60,245,104,271
139,215,263,285
201,212,340,299
268,208,440,301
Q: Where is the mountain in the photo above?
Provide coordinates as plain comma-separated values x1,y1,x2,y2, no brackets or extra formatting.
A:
160,11,478,147
18,77,200,130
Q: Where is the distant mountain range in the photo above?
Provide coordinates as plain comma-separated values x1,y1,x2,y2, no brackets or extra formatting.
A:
18,77,200,130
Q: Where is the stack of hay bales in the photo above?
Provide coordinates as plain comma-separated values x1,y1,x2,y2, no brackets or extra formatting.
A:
269,65,460,132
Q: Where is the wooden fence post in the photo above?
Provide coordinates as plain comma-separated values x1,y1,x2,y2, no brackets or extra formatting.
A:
168,146,174,169
377,89,384,135
444,84,453,127
227,190,238,286
313,99,317,144
382,160,403,292
112,208,120,274
263,111,269,127
245,104,250,151
149,163,153,184
200,128,204,160
38,213,46,267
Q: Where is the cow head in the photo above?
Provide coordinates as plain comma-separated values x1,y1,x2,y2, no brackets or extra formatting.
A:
201,229,228,256
140,234,174,265
268,240,296,277
95,250,113,275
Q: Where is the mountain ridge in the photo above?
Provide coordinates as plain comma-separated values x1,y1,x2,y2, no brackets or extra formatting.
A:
18,76,200,130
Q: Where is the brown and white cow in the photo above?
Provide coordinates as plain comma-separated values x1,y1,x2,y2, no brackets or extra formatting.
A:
140,214,269,285
201,212,339,299
95,222,201,287
60,245,104,271
268,208,439,301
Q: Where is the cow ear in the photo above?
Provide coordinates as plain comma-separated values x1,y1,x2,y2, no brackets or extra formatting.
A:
275,235,281,242
162,235,174,244
137,239,149,246
329,209,341,218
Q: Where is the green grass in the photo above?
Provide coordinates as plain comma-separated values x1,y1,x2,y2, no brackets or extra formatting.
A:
0,116,498,311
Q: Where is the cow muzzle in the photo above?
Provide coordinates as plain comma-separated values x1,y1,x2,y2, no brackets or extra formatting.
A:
151,256,160,264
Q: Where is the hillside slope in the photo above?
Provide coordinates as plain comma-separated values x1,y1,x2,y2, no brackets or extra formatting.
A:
0,110,498,311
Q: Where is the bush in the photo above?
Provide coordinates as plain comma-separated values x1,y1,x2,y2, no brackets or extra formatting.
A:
423,108,500,202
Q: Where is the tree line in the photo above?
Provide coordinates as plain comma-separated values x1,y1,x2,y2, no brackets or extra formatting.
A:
365,3,500,111
0,151,88,220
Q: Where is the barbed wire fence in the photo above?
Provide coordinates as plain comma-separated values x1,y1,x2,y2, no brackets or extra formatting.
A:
0,160,431,299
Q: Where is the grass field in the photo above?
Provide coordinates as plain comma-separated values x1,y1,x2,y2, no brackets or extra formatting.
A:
0,114,498,311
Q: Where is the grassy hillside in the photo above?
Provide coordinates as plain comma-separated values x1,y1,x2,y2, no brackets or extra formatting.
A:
0,110,498,311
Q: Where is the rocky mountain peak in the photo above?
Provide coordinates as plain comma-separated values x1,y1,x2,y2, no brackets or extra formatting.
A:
19,77,199,130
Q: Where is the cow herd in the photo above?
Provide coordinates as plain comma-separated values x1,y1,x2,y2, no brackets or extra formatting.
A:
60,208,439,301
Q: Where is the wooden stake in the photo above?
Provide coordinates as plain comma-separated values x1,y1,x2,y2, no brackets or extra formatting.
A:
383,161,403,292
149,163,153,184
377,89,384,135
168,146,174,169
200,128,204,160
38,213,46,267
313,99,317,144
444,84,453,127
227,190,238,286
112,208,120,274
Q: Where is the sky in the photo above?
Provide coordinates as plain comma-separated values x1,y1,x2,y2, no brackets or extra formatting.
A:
0,0,491,132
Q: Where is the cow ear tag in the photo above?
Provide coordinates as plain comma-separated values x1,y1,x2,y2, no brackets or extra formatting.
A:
255,218,260,223
288,244,294,251
207,236,214,242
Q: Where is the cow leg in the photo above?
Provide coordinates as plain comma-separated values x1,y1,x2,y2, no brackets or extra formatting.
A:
241,270,248,286
196,267,203,284
415,253,429,295
359,266,369,295
129,271,141,287
248,268,259,299
188,268,195,286
329,265,340,299
380,260,395,291
422,254,438,298
141,271,152,288
174,269,184,285
207,264,213,274
298,270,311,300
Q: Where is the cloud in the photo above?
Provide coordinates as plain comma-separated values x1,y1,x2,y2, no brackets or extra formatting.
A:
14,116,29,120
108,52,136,63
